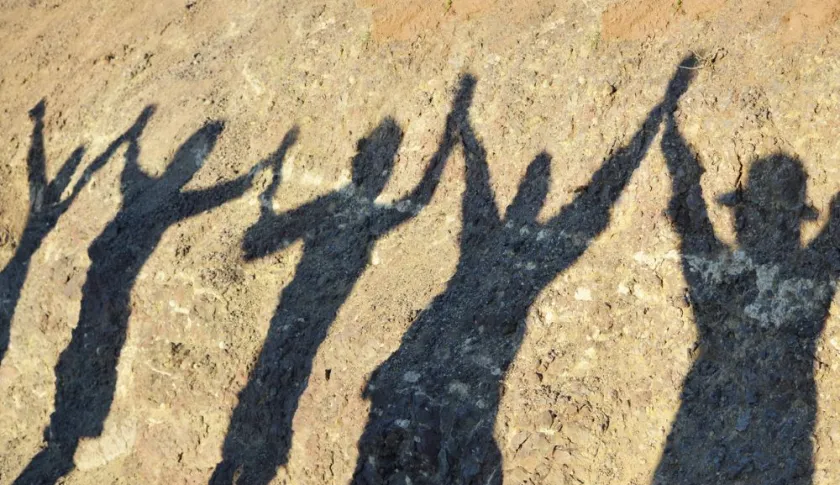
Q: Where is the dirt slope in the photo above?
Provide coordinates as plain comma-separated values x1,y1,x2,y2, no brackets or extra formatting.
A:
1,0,839,484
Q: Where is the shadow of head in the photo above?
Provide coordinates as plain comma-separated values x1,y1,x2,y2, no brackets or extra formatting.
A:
720,154,817,256
351,117,403,199
505,152,551,224
158,120,226,191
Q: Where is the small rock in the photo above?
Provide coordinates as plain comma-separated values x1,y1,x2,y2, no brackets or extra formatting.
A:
563,423,593,447
597,82,616,103
574,287,592,301
552,447,573,465
829,424,840,444
736,410,751,432
447,381,470,397
509,431,530,452
537,410,554,431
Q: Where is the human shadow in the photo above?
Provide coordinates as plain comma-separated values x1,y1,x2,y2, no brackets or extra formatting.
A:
350,59,697,485
0,100,146,366
209,82,464,485
651,81,840,484
14,115,264,485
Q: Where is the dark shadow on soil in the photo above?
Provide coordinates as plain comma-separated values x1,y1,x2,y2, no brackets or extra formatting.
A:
14,111,262,485
349,59,696,485
651,84,840,485
0,100,141,366
209,83,462,485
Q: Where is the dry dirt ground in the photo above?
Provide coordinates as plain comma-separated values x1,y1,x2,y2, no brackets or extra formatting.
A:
1,0,840,484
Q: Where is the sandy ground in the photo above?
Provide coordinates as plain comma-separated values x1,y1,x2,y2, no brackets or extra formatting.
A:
1,0,840,484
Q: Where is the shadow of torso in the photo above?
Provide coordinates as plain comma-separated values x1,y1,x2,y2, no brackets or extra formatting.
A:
356,210,593,485
51,188,207,445
655,246,837,485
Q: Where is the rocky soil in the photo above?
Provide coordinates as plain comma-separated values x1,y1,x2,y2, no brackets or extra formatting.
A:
1,0,840,484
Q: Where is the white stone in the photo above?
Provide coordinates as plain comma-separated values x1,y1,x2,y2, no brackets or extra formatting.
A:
574,287,593,301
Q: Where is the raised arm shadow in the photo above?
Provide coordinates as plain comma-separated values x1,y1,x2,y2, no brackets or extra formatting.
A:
239,127,308,260
372,75,475,234
661,111,725,257
543,55,699,248
456,75,502,245
808,193,840,273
